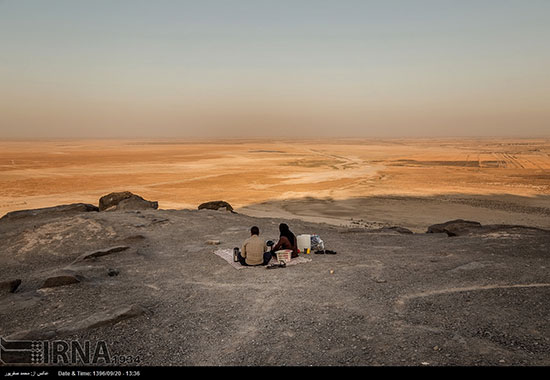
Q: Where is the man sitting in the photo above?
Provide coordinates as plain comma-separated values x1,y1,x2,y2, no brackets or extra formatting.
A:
238,226,272,266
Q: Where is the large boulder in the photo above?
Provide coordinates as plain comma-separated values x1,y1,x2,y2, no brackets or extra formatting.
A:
99,191,133,210
0,203,98,222
427,219,482,236
116,196,158,211
99,192,158,211
198,200,234,212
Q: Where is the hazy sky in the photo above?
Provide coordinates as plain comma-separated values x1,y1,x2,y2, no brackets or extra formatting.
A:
1,0,549,139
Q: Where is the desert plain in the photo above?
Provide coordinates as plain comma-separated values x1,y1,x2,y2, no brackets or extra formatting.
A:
1,138,550,367
1,138,549,230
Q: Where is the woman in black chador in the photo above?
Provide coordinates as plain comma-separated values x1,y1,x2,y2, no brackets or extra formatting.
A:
270,223,298,258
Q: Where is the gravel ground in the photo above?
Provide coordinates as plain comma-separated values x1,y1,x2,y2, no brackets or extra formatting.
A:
1,208,549,366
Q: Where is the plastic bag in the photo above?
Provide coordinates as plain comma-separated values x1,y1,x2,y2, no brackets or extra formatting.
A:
310,234,325,251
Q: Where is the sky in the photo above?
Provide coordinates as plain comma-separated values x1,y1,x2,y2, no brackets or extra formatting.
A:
1,0,549,139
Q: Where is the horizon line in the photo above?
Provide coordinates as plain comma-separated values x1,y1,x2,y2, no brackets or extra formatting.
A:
2,135,550,142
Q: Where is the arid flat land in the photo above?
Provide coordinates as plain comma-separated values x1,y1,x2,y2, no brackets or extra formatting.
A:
1,138,549,231
1,139,550,366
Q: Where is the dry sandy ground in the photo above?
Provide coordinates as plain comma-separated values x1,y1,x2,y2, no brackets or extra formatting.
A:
1,138,549,230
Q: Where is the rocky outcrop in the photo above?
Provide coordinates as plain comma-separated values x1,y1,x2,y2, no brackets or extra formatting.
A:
0,204,549,366
0,203,98,222
6,304,148,340
71,245,130,264
115,196,159,211
68,304,148,331
119,234,147,244
99,191,158,211
0,279,21,294
198,200,234,212
41,272,83,289
427,219,482,236
426,219,549,237
98,191,134,210
377,226,414,234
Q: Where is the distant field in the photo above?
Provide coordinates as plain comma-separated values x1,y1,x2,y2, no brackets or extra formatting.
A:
1,138,549,229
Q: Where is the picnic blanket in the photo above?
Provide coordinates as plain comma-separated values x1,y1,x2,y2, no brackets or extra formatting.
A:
214,248,312,270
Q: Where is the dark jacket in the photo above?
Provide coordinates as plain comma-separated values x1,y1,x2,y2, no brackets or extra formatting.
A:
272,235,298,258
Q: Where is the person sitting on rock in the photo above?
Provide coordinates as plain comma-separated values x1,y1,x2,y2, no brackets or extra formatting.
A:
271,223,298,259
238,226,271,266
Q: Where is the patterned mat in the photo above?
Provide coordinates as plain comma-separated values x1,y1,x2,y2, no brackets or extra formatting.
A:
214,248,312,270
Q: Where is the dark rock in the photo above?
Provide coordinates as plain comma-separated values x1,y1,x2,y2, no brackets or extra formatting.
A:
98,191,133,210
107,268,119,277
41,273,83,288
0,203,98,222
72,246,130,264
379,226,414,234
150,217,169,224
99,191,158,211
116,196,158,211
427,219,483,236
0,279,22,293
198,200,235,212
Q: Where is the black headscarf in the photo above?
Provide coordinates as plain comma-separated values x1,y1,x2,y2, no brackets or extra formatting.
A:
279,223,296,248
